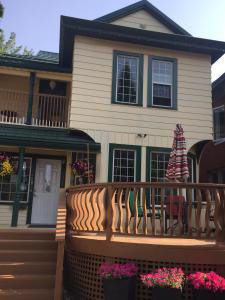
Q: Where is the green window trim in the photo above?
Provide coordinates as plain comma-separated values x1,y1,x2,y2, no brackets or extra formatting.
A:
108,143,141,182
146,147,196,183
148,56,177,110
112,50,144,107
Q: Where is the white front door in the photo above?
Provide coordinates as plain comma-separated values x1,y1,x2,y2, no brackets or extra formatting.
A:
31,159,61,225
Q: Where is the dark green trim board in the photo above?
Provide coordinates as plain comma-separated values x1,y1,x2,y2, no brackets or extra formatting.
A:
108,143,141,182
26,72,36,125
11,147,25,227
0,124,101,152
148,56,177,110
26,157,36,224
112,50,143,106
95,0,191,36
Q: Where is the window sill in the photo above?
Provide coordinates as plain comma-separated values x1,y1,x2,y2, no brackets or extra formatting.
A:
147,105,177,111
112,101,143,107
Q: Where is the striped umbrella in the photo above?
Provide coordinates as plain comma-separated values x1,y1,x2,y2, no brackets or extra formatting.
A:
166,124,189,182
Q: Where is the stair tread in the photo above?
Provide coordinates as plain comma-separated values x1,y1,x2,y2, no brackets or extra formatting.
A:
0,274,55,279
0,261,55,265
0,289,54,294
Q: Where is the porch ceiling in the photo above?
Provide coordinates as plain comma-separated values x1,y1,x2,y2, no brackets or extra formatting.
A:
0,124,101,152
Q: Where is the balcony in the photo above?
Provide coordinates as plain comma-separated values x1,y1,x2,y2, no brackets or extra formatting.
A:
0,88,69,128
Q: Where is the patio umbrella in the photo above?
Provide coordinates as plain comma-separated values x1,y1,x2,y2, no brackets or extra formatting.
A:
166,124,189,182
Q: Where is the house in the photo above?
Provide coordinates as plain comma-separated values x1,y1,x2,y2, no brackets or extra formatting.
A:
199,72,225,183
1,1,225,299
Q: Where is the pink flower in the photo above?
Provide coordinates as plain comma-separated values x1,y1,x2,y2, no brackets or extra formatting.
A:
98,262,138,279
188,271,225,292
141,268,184,289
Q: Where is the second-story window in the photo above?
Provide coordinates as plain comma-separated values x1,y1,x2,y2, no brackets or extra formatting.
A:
213,106,225,140
148,56,177,109
112,51,143,106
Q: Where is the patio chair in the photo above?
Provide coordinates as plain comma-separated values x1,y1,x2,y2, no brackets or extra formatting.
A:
129,191,161,228
165,195,185,233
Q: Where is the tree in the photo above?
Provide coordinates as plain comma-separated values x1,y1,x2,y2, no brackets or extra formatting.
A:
0,2,3,18
0,2,34,55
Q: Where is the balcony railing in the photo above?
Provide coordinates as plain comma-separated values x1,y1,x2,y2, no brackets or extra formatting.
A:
66,182,225,243
0,88,69,128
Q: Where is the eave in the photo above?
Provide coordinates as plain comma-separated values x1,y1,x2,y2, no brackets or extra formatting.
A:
60,16,225,68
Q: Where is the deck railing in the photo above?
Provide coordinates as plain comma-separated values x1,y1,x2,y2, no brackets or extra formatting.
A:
0,88,69,128
66,182,225,243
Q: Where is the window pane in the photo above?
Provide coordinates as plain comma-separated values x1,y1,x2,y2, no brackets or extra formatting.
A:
116,55,138,104
113,149,136,182
153,84,172,107
213,106,225,139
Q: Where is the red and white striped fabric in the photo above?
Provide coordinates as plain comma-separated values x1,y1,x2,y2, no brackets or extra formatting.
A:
166,124,189,181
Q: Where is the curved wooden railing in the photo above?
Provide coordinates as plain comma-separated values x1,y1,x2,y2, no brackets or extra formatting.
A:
66,182,225,243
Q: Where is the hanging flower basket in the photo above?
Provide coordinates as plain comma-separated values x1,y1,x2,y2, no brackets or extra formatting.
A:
71,160,94,183
188,271,225,300
98,262,138,300
141,267,184,300
0,154,13,177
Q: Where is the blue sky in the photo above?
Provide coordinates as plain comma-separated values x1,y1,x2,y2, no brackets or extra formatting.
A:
1,0,225,81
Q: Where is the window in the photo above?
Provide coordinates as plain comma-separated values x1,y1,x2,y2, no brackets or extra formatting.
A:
208,169,225,184
108,144,141,182
112,51,143,106
146,148,195,203
148,56,177,109
213,106,225,139
0,157,32,203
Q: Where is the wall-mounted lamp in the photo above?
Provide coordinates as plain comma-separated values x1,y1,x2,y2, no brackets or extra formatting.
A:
137,134,147,138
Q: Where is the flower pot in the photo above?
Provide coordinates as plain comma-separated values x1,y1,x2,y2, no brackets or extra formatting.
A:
103,277,136,300
152,287,182,300
193,289,225,300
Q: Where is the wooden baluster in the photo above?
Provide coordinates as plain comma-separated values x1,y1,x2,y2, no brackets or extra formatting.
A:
90,188,99,231
142,188,147,236
205,189,212,238
188,188,193,237
133,188,138,235
169,189,174,236
160,187,165,235
178,188,183,236
96,188,106,231
151,188,156,236
78,190,87,231
106,185,115,241
124,188,131,234
73,191,81,230
214,189,223,243
196,189,202,238
117,188,123,233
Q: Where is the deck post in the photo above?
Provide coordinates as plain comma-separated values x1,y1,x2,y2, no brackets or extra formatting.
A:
11,147,25,227
105,184,113,241
26,72,36,125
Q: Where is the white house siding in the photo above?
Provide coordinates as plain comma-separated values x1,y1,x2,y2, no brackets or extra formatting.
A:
71,36,212,182
110,10,174,34
0,206,27,227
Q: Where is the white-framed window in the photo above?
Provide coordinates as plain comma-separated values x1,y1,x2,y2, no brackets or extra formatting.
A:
112,149,136,182
213,105,225,140
116,55,139,104
152,60,173,108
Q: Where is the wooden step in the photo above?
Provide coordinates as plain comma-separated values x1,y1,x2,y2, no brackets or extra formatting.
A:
0,274,55,289
0,229,55,240
0,250,57,262
0,239,57,250
0,289,54,300
0,261,56,275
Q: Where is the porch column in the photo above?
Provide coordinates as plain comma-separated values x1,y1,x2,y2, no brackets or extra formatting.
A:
26,72,36,125
11,147,25,227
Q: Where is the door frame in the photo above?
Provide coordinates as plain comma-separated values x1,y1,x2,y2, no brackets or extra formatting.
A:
26,154,66,225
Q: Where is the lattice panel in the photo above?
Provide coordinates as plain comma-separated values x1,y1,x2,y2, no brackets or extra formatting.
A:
64,250,224,300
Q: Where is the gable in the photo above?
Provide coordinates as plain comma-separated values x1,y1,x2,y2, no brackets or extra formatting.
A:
110,9,174,34
95,0,191,36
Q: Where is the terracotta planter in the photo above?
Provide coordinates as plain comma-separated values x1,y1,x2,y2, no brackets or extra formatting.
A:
103,277,136,300
152,287,182,300
193,289,225,300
